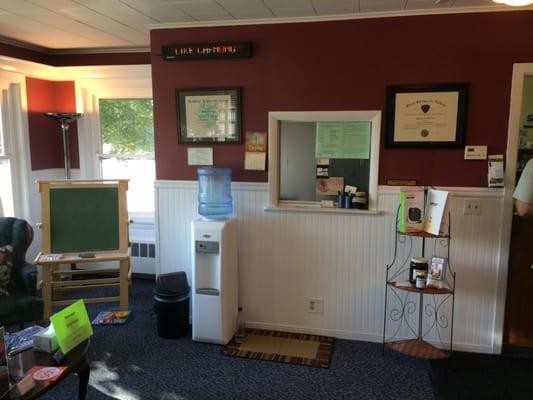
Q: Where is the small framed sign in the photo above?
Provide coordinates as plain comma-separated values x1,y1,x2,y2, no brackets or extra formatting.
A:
177,88,241,144
386,84,468,148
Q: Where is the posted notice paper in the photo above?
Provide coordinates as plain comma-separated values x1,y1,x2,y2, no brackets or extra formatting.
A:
316,122,371,159
244,151,266,171
187,147,213,166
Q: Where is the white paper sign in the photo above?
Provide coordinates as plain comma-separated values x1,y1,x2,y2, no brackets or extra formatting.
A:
187,147,213,166
244,152,266,171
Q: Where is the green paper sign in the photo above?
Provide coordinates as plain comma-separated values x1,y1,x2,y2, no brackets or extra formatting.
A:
51,300,93,354
316,122,371,159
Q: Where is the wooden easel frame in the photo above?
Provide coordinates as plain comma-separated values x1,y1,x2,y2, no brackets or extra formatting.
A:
38,179,129,255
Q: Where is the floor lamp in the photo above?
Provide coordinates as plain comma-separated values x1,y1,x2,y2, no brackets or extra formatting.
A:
44,112,83,274
44,112,83,179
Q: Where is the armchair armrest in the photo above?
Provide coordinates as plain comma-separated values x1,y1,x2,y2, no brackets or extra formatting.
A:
17,262,38,295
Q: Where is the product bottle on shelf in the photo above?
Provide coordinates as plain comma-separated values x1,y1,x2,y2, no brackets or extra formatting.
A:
235,307,246,342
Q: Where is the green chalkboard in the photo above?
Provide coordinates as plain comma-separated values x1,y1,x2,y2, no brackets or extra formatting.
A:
50,187,120,253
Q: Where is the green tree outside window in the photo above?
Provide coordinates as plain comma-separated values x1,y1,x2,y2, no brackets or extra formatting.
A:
100,99,154,155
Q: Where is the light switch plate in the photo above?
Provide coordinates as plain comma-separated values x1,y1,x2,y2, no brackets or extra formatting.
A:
464,145,488,160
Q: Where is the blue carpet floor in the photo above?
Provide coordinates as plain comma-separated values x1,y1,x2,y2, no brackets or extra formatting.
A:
41,279,435,400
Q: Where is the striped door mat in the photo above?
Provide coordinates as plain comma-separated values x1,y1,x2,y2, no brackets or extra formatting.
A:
222,328,334,368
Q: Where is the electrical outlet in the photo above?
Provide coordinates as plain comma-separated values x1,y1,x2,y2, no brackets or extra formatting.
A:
464,199,481,215
307,297,324,314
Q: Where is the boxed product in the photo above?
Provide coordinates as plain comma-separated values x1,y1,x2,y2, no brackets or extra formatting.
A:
399,187,425,233
33,325,59,354
424,189,450,236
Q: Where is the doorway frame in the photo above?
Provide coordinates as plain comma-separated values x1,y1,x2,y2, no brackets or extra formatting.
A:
494,63,533,353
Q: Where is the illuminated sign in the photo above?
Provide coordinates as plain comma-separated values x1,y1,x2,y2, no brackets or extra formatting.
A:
162,42,252,61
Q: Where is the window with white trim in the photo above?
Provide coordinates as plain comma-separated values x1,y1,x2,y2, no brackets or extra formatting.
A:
268,111,381,212
0,103,14,216
98,98,155,217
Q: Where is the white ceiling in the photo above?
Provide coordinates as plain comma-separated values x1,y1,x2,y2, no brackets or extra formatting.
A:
0,0,531,52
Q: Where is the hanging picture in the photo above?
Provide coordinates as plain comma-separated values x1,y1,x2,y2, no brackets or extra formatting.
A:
177,88,241,144
386,84,468,148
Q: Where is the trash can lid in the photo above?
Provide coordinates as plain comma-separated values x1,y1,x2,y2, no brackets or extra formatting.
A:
154,271,190,298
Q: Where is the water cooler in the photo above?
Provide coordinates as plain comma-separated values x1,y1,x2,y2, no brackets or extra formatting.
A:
191,167,238,344
191,219,238,344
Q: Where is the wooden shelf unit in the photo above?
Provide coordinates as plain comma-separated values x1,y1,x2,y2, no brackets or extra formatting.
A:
387,281,453,295
35,251,130,319
385,339,449,359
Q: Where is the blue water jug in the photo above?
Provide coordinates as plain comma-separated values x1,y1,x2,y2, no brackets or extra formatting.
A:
197,167,233,219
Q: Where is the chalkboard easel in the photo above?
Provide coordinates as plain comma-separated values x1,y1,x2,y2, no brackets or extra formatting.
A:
37,180,131,317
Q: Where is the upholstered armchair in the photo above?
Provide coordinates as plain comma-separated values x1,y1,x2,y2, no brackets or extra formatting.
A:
0,217,43,328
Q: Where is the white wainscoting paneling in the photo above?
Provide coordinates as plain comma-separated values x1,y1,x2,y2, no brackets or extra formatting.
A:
156,181,504,353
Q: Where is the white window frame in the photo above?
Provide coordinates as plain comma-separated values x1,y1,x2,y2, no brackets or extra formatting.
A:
96,97,155,222
267,110,381,213
0,78,31,220
75,69,153,224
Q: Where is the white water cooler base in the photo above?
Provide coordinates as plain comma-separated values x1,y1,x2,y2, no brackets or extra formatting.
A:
191,218,238,344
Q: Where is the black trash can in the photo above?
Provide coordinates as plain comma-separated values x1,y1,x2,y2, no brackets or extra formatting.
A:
154,271,190,339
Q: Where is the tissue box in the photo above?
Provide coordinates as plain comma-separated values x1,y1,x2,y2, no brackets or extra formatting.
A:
33,328,59,353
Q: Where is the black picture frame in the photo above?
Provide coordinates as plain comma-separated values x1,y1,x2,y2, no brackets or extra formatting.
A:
177,88,241,144
385,84,468,148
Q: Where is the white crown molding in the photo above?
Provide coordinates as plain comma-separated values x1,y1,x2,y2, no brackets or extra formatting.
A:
0,35,49,54
0,34,148,56
147,5,533,31
48,47,150,55
0,55,150,81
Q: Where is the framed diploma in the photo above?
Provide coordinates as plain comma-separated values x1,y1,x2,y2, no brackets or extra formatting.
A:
177,88,241,144
386,84,468,148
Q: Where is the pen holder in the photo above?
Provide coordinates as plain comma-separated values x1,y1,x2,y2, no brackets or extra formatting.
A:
343,195,353,209
338,195,344,208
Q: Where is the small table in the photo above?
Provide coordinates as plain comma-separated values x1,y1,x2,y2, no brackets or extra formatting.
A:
35,252,130,319
2,340,90,400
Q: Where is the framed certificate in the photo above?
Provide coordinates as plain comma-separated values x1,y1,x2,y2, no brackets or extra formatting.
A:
177,88,241,144
385,84,468,148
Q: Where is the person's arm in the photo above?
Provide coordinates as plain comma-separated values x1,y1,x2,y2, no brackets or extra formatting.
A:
515,198,533,217
513,158,533,217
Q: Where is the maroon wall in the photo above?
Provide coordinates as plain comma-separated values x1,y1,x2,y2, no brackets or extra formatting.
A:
151,11,533,186
26,77,79,170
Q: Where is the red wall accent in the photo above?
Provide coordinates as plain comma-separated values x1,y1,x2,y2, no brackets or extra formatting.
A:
26,77,80,170
151,11,533,186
